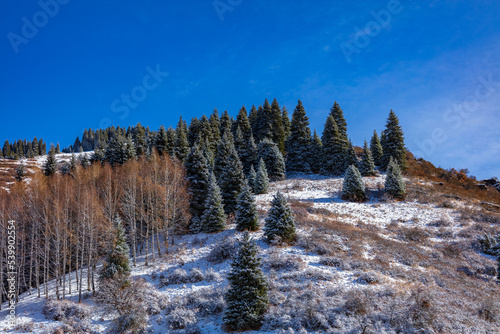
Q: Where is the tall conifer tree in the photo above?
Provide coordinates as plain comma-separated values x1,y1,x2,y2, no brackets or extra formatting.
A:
285,100,312,173
381,110,406,170
370,130,384,167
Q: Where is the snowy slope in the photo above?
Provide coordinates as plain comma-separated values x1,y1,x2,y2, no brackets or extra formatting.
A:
1,173,498,333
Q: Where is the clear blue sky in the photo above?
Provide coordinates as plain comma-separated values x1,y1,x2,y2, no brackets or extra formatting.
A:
1,0,499,179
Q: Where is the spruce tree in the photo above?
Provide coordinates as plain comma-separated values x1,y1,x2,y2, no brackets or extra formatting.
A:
248,165,257,193
15,163,26,182
329,101,348,141
99,215,131,284
224,232,268,331
264,192,296,244
220,110,233,138
201,172,227,233
43,147,57,177
370,130,383,167
155,125,169,156
341,165,366,202
187,117,200,146
241,134,258,175
360,140,376,176
133,123,147,156
270,98,285,153
214,133,246,214
310,130,322,173
174,117,190,161
384,156,406,199
248,105,258,136
236,106,252,141
345,140,359,171
185,145,211,233
321,115,347,176
166,127,176,156
209,109,221,144
32,137,39,156
236,183,259,231
199,115,217,153
254,99,273,143
381,110,406,170
79,153,91,168
39,139,47,155
2,140,10,158
285,100,312,173
254,158,270,195
258,139,285,181
282,106,291,141
55,143,61,154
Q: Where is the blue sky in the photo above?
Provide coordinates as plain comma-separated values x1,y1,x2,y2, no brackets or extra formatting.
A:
1,0,499,179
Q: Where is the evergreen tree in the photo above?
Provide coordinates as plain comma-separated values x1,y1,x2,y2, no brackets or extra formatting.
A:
248,165,257,192
329,101,348,141
224,232,268,331
79,153,91,168
360,140,377,176
39,139,47,156
99,215,131,284
69,154,77,174
133,123,147,156
201,172,227,233
15,163,26,182
55,143,60,154
282,106,291,141
258,139,285,181
345,140,358,171
72,136,82,153
270,98,285,153
185,145,211,233
381,110,406,170
105,133,135,165
209,109,221,144
240,134,258,175
199,115,217,153
370,130,383,167
155,125,169,156
285,100,312,173
384,156,406,199
236,106,252,141
264,192,296,244
220,110,233,138
2,140,10,158
320,115,347,176
187,117,201,146
253,100,273,143
166,127,176,156
174,117,190,161
235,183,259,231
254,158,270,194
32,137,39,156
249,105,258,136
214,133,246,214
341,165,366,202
43,146,57,177
310,130,322,173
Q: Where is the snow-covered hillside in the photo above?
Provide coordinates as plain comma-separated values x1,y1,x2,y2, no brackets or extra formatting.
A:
1,173,499,333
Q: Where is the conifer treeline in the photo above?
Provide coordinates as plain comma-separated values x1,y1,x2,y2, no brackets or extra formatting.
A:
1,137,49,159
65,99,406,175
0,153,189,305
